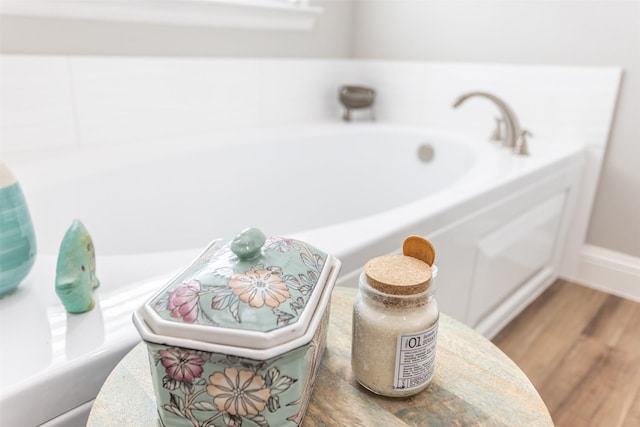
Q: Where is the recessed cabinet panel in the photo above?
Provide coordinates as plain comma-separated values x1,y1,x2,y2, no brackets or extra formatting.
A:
427,232,476,322
468,193,567,326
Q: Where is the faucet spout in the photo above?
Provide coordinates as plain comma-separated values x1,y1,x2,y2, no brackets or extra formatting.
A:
453,91,521,148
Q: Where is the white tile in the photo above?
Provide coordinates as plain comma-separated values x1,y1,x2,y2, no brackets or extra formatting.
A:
38,57,352,147
0,55,77,153
353,61,621,149
256,59,346,125
69,57,311,145
2,56,620,154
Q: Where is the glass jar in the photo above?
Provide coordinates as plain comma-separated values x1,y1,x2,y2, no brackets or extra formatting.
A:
351,255,439,397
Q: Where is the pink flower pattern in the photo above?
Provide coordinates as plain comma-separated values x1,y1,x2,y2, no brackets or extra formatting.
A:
159,348,205,383
167,280,201,323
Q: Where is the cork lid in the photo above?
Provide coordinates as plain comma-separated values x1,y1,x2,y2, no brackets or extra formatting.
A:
364,255,432,295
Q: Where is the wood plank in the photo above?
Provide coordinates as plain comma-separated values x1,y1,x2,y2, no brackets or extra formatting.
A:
617,302,640,427
304,365,411,427
492,279,640,427
622,386,640,427
581,294,637,346
552,344,640,427
493,280,608,387
612,297,640,354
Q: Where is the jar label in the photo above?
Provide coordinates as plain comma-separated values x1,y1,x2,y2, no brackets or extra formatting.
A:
393,321,439,391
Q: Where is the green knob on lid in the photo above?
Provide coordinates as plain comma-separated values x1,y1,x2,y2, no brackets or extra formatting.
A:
231,227,267,260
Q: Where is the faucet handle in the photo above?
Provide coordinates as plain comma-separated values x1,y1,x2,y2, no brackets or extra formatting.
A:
490,116,503,142
514,129,532,156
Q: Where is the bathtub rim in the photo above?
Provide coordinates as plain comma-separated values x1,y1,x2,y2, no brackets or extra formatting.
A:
4,122,583,257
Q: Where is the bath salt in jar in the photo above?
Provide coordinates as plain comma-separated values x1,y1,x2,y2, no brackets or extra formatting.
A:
351,250,439,397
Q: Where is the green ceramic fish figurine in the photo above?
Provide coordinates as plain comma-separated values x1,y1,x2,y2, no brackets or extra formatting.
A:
55,220,100,313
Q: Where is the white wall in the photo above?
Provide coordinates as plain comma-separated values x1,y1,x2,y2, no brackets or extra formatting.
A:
353,0,640,260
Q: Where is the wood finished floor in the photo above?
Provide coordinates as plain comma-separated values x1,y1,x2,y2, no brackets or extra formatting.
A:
492,279,640,427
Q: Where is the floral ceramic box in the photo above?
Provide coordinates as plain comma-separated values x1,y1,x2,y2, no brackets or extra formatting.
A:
133,228,341,427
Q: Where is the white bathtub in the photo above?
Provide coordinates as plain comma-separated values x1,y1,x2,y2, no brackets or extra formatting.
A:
0,123,585,426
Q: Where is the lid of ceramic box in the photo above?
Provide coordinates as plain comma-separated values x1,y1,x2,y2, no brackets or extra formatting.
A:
133,228,341,358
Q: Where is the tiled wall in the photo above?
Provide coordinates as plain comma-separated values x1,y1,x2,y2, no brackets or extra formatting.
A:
1,55,621,155
1,56,78,152
352,61,621,150
0,56,357,153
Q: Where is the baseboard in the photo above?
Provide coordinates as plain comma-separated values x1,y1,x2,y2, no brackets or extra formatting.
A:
570,244,640,302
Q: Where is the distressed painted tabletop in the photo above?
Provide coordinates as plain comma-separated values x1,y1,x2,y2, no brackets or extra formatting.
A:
88,287,553,426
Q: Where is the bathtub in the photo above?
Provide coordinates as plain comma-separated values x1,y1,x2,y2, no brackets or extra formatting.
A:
0,123,585,426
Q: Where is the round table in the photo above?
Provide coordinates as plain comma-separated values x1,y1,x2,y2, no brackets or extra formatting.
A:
88,287,553,426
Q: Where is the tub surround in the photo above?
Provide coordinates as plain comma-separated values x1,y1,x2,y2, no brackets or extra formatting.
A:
1,57,619,154
1,58,621,277
0,57,622,426
2,56,628,292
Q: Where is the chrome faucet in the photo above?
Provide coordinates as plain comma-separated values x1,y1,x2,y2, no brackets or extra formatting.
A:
453,91,530,154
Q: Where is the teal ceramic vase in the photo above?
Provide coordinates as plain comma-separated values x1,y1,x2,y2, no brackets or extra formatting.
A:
0,162,37,297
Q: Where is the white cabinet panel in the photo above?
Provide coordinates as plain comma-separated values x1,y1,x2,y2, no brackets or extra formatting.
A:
427,231,475,322
467,193,566,325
